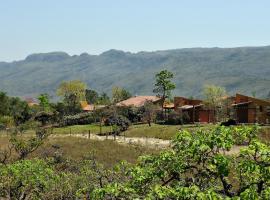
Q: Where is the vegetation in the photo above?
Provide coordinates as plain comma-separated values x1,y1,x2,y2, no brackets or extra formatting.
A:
203,84,228,122
1,126,270,199
1,47,270,98
57,80,86,114
153,69,175,114
0,66,269,198
85,89,111,105
112,86,132,103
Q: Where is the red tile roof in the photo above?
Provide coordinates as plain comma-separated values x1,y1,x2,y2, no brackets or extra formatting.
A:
116,96,161,107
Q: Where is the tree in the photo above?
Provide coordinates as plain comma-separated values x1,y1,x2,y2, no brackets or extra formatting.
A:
140,101,158,126
9,97,31,126
153,70,176,116
112,86,132,104
95,126,270,199
85,89,99,104
98,92,111,105
37,93,51,111
56,80,87,114
0,92,10,116
203,84,228,122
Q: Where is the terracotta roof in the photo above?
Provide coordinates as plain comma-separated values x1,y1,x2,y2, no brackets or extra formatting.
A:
80,101,94,111
116,96,161,107
80,101,106,111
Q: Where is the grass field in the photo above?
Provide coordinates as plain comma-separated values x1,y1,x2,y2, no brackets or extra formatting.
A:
0,124,111,136
52,124,111,135
121,123,215,140
0,135,156,167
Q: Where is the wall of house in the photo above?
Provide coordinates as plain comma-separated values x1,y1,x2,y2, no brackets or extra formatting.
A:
199,110,214,123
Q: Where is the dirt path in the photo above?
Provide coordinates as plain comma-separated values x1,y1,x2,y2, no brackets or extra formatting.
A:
50,133,242,154
50,133,171,149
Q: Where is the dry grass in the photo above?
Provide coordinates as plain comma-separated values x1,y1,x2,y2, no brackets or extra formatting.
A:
121,123,215,140
0,135,157,167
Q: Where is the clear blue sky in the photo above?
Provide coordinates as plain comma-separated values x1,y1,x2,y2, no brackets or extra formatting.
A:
1,0,270,61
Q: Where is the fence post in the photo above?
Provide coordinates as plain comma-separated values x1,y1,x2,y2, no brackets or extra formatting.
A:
70,128,71,136
88,130,90,139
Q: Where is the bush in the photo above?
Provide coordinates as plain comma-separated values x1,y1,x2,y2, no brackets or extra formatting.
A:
165,111,183,125
104,115,131,133
62,112,96,126
116,106,142,123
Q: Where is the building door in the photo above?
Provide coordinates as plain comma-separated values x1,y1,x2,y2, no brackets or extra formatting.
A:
237,105,248,123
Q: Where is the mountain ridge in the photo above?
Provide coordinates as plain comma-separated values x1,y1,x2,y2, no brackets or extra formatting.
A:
0,46,270,98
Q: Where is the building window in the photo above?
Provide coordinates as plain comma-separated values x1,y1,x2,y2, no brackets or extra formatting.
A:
260,106,263,112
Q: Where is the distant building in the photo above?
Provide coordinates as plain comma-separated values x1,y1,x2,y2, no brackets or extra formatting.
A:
80,101,106,112
116,96,161,107
24,97,39,107
174,97,215,123
232,93,270,124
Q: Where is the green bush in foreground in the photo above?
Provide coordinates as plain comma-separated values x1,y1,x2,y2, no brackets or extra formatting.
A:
1,126,270,199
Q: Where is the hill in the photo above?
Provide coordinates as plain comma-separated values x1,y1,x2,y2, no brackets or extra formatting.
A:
0,46,270,98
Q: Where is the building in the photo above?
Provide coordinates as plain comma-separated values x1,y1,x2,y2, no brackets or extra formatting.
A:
174,97,215,123
80,101,106,112
232,93,270,124
116,96,161,107
24,97,39,107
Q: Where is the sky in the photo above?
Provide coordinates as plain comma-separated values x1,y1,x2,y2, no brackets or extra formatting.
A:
0,0,270,61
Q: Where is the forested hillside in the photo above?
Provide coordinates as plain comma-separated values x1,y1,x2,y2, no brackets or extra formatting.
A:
1,46,270,98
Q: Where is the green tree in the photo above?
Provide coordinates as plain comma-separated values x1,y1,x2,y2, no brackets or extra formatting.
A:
0,92,10,116
94,126,270,199
97,92,111,105
37,93,51,111
57,80,87,114
0,159,59,199
9,97,31,126
153,70,176,116
203,84,228,122
85,89,99,104
112,86,132,104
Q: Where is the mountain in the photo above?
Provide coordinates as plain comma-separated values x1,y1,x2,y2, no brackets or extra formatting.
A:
0,46,270,98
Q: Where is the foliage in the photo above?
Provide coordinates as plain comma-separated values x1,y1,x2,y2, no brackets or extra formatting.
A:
85,89,99,104
85,89,111,105
0,91,10,115
1,125,270,199
98,92,111,105
37,93,51,111
56,80,86,114
203,84,228,122
153,69,176,100
0,92,31,126
104,114,131,133
116,106,142,123
0,115,14,129
95,125,270,199
112,86,132,103
10,128,50,160
0,159,59,199
62,112,96,126
165,111,185,125
139,101,158,126
1,48,270,98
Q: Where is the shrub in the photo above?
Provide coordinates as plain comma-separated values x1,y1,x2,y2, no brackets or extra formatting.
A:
104,115,131,133
62,112,96,126
116,106,142,123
